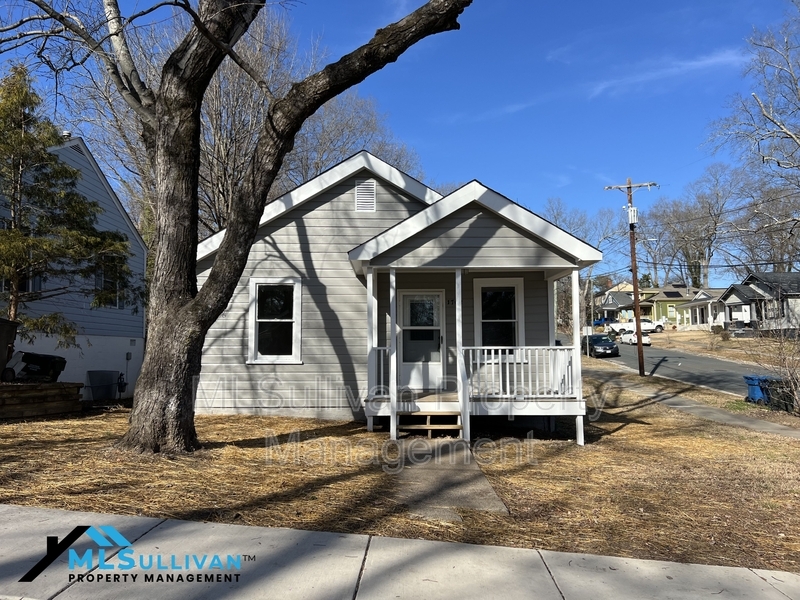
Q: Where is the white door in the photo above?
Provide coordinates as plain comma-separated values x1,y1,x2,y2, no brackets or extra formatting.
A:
399,292,444,390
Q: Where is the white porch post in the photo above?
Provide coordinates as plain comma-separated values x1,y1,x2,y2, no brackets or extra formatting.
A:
455,269,470,442
366,267,375,431
389,268,398,440
571,269,584,446
547,276,556,346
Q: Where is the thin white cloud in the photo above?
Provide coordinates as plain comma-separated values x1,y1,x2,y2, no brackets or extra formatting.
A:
546,45,575,64
589,48,747,98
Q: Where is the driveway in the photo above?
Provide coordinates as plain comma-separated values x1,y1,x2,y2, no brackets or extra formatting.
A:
607,339,771,397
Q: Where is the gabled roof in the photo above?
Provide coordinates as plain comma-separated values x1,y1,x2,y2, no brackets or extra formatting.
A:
680,288,727,310
744,272,800,295
348,180,602,273
601,291,633,308
50,137,148,255
720,283,767,304
197,151,441,262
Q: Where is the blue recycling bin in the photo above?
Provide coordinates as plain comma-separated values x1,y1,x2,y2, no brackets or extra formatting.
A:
743,375,772,403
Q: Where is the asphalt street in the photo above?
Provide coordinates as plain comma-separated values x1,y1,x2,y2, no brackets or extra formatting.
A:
606,337,769,397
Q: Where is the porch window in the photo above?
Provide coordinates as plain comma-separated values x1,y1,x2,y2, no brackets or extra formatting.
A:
248,277,302,364
473,278,524,346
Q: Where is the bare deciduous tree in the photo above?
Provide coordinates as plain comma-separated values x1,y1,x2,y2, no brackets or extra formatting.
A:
64,10,422,240
0,0,474,453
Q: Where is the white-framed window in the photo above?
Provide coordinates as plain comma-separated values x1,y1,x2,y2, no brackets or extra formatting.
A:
248,277,303,364
473,278,525,347
667,304,676,319
355,179,376,212
95,263,124,309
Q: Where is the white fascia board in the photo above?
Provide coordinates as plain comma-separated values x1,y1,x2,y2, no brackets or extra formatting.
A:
349,180,603,266
50,137,148,256
196,151,441,262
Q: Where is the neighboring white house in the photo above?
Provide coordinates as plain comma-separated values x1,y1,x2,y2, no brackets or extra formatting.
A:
195,152,602,444
676,289,727,330
0,137,147,399
720,272,800,332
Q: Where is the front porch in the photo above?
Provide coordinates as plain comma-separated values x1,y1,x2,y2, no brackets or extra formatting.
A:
346,182,602,445
361,267,586,444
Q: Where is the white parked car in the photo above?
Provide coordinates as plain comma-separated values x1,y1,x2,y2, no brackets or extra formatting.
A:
606,318,664,334
619,330,652,346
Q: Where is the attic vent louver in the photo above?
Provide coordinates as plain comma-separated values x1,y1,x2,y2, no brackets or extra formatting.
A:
355,179,376,212
69,143,85,156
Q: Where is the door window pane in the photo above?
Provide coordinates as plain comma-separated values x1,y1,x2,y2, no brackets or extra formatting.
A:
404,295,440,327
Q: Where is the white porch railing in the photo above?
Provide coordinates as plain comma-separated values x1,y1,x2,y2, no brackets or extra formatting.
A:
463,346,577,399
370,345,577,400
373,346,390,397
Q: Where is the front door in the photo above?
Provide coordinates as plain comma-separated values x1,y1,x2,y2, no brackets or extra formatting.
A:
399,292,444,391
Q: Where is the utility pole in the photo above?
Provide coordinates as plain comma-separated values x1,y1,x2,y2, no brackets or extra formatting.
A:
604,178,658,377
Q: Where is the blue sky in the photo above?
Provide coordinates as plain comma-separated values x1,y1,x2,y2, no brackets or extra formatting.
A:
286,0,791,218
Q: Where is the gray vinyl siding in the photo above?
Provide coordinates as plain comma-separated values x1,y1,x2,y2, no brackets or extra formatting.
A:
371,204,576,269
1,142,146,338
196,174,426,417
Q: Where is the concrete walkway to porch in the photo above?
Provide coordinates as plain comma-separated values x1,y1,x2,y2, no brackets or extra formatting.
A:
386,439,508,522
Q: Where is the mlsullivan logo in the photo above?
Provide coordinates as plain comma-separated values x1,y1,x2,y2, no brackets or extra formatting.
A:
20,525,131,582
20,524,248,585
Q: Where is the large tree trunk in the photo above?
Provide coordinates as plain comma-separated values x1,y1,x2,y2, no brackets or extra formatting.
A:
118,0,473,453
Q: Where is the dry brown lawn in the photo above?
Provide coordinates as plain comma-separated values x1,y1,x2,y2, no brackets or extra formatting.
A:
1,377,799,573
649,329,772,365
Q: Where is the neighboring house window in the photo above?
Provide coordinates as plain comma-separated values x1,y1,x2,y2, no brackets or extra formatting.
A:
248,277,302,364
95,259,125,309
1,272,42,294
667,304,676,319
355,179,376,212
473,278,524,347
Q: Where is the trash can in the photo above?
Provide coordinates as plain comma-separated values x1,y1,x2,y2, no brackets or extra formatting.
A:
15,352,67,383
0,318,19,372
87,370,120,402
743,375,772,403
763,379,797,413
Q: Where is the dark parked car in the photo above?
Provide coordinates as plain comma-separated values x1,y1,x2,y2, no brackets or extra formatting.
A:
580,334,620,358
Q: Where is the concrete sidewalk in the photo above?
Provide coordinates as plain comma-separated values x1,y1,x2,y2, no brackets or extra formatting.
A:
1,504,798,599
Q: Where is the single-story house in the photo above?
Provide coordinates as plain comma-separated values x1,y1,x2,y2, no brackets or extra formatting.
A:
720,272,800,332
195,152,602,443
677,289,727,330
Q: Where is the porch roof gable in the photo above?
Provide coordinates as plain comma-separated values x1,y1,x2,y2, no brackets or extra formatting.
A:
348,181,602,272
196,151,441,261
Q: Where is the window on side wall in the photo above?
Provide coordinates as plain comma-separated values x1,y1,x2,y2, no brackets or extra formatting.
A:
249,277,302,364
473,278,525,348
